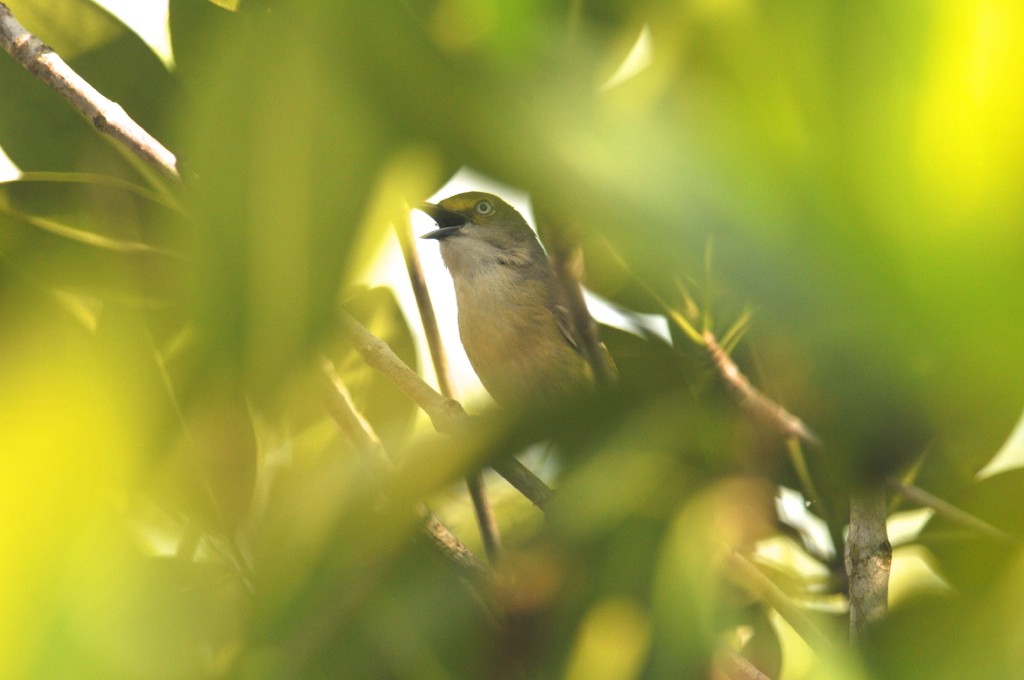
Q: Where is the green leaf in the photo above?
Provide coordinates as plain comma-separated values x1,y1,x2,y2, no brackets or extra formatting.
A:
0,178,184,303
917,469,1024,595
174,2,396,401
3,0,123,59
207,0,242,10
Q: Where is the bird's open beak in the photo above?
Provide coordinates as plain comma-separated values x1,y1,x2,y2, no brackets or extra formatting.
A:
417,202,468,239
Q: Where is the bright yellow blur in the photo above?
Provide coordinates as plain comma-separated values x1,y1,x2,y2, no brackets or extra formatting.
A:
915,0,1024,225
0,298,141,676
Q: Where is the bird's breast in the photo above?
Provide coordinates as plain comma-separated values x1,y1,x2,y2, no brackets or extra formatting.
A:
451,269,592,406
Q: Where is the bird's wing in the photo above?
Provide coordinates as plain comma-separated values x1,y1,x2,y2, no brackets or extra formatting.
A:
554,304,582,352
555,303,618,382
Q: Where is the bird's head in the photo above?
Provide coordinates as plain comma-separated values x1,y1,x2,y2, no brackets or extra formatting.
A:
418,192,544,270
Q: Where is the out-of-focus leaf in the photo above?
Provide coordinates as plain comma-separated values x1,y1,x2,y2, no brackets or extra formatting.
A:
742,604,784,680
580,237,666,315
868,583,1019,680
0,207,161,254
207,0,242,10
647,478,780,678
1,172,182,252
0,181,183,304
916,469,1024,595
597,324,691,398
248,529,494,679
3,0,123,59
0,229,178,306
175,375,258,532
0,264,147,677
175,3,393,405
167,0,239,80
13,171,183,211
55,540,244,678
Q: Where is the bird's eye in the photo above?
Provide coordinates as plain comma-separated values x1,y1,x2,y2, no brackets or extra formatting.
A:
475,200,494,216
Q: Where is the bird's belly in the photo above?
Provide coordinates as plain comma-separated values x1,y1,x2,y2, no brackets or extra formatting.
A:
456,298,590,407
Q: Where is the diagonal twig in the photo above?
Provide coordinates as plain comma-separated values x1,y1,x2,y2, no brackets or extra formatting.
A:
703,330,819,448
338,311,552,509
727,550,836,653
719,649,773,680
338,310,467,433
887,479,1018,545
0,2,178,179
321,358,488,579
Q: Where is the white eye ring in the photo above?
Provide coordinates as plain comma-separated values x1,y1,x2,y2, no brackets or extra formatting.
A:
475,200,494,215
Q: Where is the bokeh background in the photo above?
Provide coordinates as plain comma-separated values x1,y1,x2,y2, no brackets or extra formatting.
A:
2,1,1023,678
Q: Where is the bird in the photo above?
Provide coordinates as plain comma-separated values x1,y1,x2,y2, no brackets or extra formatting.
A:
418,191,597,409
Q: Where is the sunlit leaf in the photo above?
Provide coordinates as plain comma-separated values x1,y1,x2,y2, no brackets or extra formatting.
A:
206,0,242,10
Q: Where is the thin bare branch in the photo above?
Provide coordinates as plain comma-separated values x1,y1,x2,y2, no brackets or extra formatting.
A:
321,358,489,579
339,310,467,432
700,333,890,640
465,469,501,562
321,357,392,470
0,2,178,179
419,508,490,579
703,331,820,448
491,457,552,510
719,649,773,680
337,311,553,509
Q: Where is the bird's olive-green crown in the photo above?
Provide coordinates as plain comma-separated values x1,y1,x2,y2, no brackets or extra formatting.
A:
421,191,531,232
434,191,520,226
419,191,545,267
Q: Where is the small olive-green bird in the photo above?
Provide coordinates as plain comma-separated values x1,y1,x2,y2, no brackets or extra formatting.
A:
418,191,595,408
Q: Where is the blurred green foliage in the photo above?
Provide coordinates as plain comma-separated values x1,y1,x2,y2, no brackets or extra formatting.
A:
1,0,1023,678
